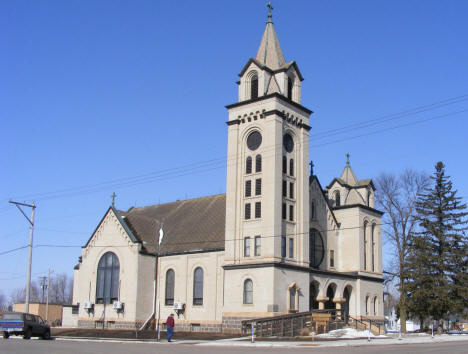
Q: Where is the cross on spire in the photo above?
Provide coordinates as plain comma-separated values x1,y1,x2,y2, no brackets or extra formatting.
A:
267,1,274,23
309,160,314,176
111,192,116,207
346,153,350,166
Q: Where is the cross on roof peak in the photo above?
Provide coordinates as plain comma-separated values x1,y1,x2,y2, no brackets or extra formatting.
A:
309,160,314,176
111,192,117,207
267,2,274,23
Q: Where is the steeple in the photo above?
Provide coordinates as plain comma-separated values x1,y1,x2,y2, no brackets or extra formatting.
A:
339,153,358,186
255,2,285,70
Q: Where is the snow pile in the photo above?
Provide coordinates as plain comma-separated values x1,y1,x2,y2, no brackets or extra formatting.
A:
316,328,386,339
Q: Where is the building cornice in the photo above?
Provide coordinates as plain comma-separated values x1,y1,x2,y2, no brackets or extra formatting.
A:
332,204,384,216
225,92,313,115
139,247,224,258
223,262,384,283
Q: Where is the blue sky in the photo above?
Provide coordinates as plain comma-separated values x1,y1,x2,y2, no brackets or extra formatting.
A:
1,0,467,297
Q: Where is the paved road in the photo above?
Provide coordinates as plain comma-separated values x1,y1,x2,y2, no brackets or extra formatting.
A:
1,339,468,354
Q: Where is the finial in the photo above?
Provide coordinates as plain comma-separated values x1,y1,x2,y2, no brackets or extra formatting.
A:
309,161,314,176
346,153,350,166
267,1,274,23
111,192,116,207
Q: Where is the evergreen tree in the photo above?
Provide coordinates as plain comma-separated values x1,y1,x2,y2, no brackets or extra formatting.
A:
407,162,468,322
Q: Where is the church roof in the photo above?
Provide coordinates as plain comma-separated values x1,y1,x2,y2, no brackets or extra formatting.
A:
119,194,226,256
255,14,285,70
326,155,375,190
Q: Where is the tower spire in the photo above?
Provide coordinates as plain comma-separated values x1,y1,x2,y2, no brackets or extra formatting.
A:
255,2,285,70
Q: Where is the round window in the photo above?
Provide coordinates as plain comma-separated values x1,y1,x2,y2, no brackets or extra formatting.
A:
283,133,294,153
247,131,262,151
309,229,324,268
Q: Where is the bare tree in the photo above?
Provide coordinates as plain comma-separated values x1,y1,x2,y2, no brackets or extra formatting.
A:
375,169,429,333
9,280,41,306
0,291,8,311
8,274,74,308
47,273,73,305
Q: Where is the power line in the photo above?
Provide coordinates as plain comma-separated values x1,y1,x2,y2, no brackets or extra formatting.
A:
310,94,468,139
0,245,29,256
25,219,400,251
2,94,467,204
311,109,468,148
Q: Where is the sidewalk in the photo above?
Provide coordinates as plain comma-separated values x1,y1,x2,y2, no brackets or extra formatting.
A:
53,333,468,348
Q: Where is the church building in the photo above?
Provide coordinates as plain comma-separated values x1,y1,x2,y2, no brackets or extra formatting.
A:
71,7,384,332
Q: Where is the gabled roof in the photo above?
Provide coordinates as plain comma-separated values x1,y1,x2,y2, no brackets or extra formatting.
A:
83,206,139,248
119,194,226,256
309,175,339,227
238,58,304,81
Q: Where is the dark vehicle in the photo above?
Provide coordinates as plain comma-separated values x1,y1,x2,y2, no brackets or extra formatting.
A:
0,312,51,340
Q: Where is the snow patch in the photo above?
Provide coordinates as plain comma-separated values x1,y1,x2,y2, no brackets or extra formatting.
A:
316,328,388,339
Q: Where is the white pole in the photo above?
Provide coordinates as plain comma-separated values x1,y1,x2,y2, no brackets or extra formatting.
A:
431,321,434,338
25,205,35,313
251,322,255,343
45,269,53,323
368,321,371,342
157,302,161,341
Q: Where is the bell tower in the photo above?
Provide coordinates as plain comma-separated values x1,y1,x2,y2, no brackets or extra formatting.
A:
223,3,313,316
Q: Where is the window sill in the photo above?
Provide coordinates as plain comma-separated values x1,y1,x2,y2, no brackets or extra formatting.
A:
244,172,262,177
244,218,262,222
244,195,262,200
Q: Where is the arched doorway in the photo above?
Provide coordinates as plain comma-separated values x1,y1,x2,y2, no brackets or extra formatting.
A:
325,284,336,309
343,286,352,321
309,282,319,310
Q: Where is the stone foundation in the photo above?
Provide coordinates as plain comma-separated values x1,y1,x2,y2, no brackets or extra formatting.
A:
76,315,261,334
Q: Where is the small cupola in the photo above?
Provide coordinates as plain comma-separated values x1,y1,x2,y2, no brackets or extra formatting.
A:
237,2,303,103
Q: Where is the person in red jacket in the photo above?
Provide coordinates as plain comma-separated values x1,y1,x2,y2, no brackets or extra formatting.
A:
166,313,175,342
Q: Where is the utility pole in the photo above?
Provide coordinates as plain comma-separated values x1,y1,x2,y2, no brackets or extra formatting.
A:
46,269,53,324
40,276,47,303
9,200,36,314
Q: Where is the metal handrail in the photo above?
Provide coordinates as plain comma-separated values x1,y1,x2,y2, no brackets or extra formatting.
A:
241,309,345,337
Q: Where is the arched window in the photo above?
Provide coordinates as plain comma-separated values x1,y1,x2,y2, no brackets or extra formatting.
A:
251,75,258,99
365,296,370,315
367,188,371,206
165,269,175,306
289,287,297,311
287,77,293,100
255,154,262,173
282,156,287,174
309,229,324,268
363,221,368,270
243,279,253,304
193,267,204,306
335,190,341,207
289,159,294,176
373,296,378,316
311,200,316,220
96,252,119,304
371,224,375,272
246,156,252,174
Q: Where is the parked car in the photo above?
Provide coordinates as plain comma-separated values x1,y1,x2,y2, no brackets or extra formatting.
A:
0,312,51,340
